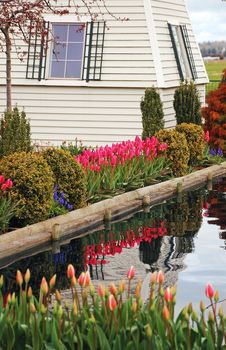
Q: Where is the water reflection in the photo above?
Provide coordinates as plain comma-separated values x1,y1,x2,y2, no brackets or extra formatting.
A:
0,177,225,305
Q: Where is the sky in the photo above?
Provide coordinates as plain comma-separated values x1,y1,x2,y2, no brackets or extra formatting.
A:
186,0,226,42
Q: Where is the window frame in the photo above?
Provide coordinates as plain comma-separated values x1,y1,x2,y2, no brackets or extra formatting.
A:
47,22,86,80
168,22,197,81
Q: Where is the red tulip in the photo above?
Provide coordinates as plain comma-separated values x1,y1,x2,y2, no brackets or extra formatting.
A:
78,272,85,286
67,264,75,279
109,282,117,296
108,294,117,311
5,179,13,189
164,287,173,303
83,271,91,287
127,266,135,280
205,283,214,299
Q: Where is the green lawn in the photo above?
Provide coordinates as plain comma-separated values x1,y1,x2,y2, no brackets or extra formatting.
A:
205,60,226,80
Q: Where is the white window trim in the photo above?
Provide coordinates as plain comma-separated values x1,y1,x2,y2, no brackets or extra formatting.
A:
44,17,88,80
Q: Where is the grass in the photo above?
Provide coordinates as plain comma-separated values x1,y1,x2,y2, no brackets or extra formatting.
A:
205,60,226,80
205,60,226,94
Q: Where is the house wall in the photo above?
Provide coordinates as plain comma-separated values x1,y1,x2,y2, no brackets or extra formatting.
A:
0,0,208,147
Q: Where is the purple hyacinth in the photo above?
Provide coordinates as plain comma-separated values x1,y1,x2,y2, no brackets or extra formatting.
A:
53,185,73,211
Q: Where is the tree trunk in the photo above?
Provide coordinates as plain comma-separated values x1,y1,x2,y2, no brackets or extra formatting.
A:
5,30,12,112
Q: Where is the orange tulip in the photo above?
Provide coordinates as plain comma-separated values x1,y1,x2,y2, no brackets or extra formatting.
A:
67,264,75,279
108,294,117,311
16,270,23,287
40,277,48,296
156,270,164,285
163,305,170,321
24,269,30,284
164,287,173,303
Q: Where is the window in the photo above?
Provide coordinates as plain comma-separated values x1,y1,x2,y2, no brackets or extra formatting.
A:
26,21,106,82
50,23,85,79
168,23,197,81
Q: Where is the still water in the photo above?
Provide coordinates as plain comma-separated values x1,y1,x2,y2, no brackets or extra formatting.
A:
0,177,225,311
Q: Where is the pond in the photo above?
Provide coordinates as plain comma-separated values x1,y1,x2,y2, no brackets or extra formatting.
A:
0,176,225,312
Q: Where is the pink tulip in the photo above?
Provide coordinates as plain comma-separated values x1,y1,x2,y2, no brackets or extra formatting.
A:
0,175,4,184
205,283,214,299
204,131,210,143
127,266,135,280
5,179,13,189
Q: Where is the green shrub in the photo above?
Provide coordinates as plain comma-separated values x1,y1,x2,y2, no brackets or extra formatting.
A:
42,148,86,209
155,129,190,176
176,123,206,164
0,107,32,156
0,152,54,224
173,81,202,125
140,87,164,139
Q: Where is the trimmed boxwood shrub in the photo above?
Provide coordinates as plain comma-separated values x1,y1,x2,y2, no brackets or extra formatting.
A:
173,81,202,125
0,152,54,224
140,87,164,139
155,129,190,176
42,148,87,209
176,123,206,165
0,107,32,157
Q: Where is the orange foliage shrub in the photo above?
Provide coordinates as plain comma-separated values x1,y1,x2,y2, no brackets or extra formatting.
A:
202,69,226,154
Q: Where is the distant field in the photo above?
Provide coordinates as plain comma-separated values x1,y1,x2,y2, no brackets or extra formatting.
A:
205,60,226,80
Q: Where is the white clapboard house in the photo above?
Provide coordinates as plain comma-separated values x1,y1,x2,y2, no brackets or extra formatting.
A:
0,0,208,146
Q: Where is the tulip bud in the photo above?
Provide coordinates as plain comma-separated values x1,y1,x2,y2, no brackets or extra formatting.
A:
200,300,205,312
214,290,219,303
67,264,75,279
55,289,61,302
150,272,157,285
145,324,152,338
41,304,47,314
205,283,214,299
11,293,16,305
49,274,57,290
98,284,106,298
127,266,135,280
109,282,117,296
27,286,33,299
162,305,170,321
90,314,96,324
30,302,36,314
208,311,214,323
90,283,95,297
78,272,85,287
191,310,198,322
170,286,176,297
108,294,117,312
159,287,164,297
131,301,137,313
40,277,48,296
218,307,224,319
188,303,193,315
16,270,23,287
24,269,31,284
118,280,126,294
83,271,91,287
164,287,173,303
0,275,4,289
156,270,164,285
135,280,142,299
72,300,78,316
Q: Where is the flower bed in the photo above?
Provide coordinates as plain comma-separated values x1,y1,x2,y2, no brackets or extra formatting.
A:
0,266,225,349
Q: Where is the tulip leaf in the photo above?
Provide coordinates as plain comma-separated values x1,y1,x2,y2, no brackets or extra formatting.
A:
6,322,15,350
96,324,111,350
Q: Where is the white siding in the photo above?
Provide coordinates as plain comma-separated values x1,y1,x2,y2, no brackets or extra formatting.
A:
0,0,208,146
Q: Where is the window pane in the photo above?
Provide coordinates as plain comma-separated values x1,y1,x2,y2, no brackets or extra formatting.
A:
52,24,67,42
52,42,67,60
51,61,65,77
68,25,85,42
65,61,82,78
67,43,84,60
